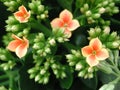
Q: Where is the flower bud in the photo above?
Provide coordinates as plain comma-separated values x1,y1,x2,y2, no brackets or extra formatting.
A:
45,48,51,54
40,69,46,75
85,10,92,17
92,14,101,19
38,5,44,12
99,7,106,14
35,75,40,82
75,62,83,71
43,77,49,84
103,26,110,34
78,71,86,77
83,4,89,11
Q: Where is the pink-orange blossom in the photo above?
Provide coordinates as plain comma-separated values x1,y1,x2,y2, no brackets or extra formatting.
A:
81,38,109,67
51,9,80,38
7,34,29,58
14,5,30,23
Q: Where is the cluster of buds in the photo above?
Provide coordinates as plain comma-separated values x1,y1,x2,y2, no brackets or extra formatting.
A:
28,0,48,20
50,58,66,79
2,0,21,12
33,33,52,57
66,50,95,79
0,48,16,70
5,16,31,37
28,64,50,84
80,0,119,24
88,26,120,49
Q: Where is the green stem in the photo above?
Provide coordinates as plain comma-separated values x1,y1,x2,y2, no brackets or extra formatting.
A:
6,70,19,90
29,20,52,37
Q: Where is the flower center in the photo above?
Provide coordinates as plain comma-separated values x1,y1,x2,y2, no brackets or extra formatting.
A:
64,23,68,27
92,50,96,55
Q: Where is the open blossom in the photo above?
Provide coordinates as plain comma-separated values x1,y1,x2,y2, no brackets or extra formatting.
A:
51,9,80,38
81,38,109,67
7,34,29,58
14,5,30,23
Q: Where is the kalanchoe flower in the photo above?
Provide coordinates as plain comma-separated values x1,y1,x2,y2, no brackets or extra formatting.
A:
51,9,80,38
7,34,29,58
81,38,109,67
14,5,30,23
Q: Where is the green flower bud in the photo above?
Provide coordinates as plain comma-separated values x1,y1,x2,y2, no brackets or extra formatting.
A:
0,55,7,61
103,1,109,6
38,5,44,12
85,10,92,17
83,3,89,11
40,14,46,19
40,69,46,75
108,32,117,41
49,39,56,46
92,14,101,19
99,7,106,14
45,48,51,54
87,17,95,24
43,77,49,84
88,67,94,72
109,2,115,7
78,71,86,77
35,75,40,82
66,55,74,60
75,62,83,71
103,26,110,34
88,73,93,78
112,7,119,13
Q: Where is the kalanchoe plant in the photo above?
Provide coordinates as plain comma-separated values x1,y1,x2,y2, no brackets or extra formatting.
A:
0,0,120,90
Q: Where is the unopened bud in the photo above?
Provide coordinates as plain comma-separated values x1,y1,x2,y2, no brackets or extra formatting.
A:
85,10,92,17
35,75,40,82
104,26,110,34
93,14,100,19
75,63,82,71
40,69,46,75
99,7,106,14
49,39,56,46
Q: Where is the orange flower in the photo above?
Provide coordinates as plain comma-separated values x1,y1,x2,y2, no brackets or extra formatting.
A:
7,34,29,58
14,5,30,23
51,9,80,38
81,38,109,67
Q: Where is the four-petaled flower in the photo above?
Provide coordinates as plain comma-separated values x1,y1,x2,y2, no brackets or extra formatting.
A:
7,34,29,58
81,38,109,67
51,9,80,38
14,5,30,23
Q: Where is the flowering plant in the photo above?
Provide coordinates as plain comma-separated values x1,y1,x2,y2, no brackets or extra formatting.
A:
0,0,120,90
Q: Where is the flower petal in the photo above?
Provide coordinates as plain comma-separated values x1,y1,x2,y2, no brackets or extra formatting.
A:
51,18,64,28
68,19,80,31
59,9,73,23
90,38,102,51
81,46,93,57
64,29,72,38
86,55,99,67
7,40,22,52
96,48,109,60
23,37,29,48
12,34,23,41
15,43,28,58
19,5,28,15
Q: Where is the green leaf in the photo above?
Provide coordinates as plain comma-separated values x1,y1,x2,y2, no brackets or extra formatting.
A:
98,71,116,84
80,75,98,90
57,0,73,11
99,83,115,90
59,66,73,89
